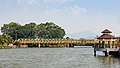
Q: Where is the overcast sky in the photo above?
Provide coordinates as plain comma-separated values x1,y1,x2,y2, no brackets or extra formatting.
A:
0,0,120,36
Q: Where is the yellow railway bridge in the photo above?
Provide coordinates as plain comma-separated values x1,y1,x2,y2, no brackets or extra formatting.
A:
18,39,98,47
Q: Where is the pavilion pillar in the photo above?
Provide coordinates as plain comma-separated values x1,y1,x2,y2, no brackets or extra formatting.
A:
94,50,96,56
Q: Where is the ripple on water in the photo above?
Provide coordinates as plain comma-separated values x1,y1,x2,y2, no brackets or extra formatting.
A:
0,47,120,68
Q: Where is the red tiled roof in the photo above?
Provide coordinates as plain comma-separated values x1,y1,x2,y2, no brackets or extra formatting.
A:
101,29,112,33
97,34,116,39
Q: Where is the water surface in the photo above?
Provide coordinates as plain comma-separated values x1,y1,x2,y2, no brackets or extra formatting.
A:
0,47,120,68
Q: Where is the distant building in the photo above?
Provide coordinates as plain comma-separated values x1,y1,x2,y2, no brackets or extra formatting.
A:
97,29,117,48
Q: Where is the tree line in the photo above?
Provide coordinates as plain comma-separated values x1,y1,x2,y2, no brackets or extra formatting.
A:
1,22,66,40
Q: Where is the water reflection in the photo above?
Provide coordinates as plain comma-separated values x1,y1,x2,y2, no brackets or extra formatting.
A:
95,56,120,68
97,56,116,64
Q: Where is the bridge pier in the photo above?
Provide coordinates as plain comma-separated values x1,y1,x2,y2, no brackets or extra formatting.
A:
67,44,69,47
39,44,41,48
69,44,74,47
94,48,108,56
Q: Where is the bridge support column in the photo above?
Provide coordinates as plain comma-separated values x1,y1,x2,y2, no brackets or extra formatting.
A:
67,44,69,47
39,44,41,48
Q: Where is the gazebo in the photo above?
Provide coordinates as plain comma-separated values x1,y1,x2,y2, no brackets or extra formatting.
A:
97,29,117,48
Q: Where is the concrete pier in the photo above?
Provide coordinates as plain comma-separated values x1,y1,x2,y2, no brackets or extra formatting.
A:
109,48,120,56
94,48,108,56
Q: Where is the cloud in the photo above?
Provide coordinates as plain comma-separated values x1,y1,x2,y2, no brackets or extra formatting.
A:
17,0,39,5
44,0,73,3
44,5,87,16
17,0,73,5
64,5,87,15
41,5,87,24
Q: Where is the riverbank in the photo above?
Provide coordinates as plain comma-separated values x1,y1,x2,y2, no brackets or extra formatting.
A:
0,45,92,49
0,45,28,49
0,45,12,49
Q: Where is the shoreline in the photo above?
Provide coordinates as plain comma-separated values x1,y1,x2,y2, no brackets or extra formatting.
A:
0,45,92,49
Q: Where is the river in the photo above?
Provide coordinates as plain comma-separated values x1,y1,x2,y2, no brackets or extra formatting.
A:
0,47,120,68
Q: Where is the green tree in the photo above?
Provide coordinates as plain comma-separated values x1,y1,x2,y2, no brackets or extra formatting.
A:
1,22,66,39
1,22,21,40
1,22,37,39
0,34,13,45
23,23,36,39
0,35,5,45
36,23,48,38
36,22,66,39
46,22,65,38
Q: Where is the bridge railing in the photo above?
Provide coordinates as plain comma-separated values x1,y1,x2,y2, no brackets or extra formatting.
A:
17,38,97,45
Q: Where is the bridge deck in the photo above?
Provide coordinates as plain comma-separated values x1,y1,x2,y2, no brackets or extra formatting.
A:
17,39,97,45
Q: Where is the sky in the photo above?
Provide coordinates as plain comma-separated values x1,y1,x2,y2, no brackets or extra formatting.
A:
0,0,120,37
